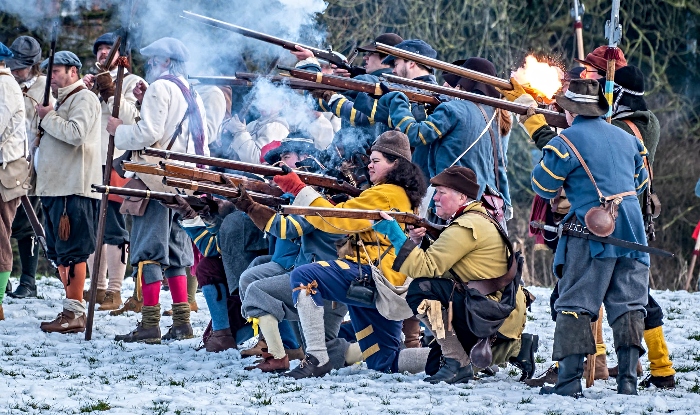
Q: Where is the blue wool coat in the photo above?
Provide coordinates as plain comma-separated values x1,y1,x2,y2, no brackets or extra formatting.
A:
531,116,650,275
369,91,511,204
262,213,343,267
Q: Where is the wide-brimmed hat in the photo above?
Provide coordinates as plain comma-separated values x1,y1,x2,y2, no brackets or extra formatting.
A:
6,36,41,69
554,78,608,117
430,166,480,200
358,33,404,53
381,39,437,66
574,45,627,74
443,58,500,99
371,130,412,162
613,65,647,112
263,132,317,165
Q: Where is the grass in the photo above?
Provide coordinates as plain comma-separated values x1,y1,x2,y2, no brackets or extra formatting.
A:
688,333,700,341
80,399,111,413
520,397,533,404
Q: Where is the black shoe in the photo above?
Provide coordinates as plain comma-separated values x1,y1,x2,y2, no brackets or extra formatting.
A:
423,358,474,384
510,333,539,381
283,354,333,379
639,374,675,389
539,354,584,397
161,323,194,341
5,280,11,294
9,283,37,299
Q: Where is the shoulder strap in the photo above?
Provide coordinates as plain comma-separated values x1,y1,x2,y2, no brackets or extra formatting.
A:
558,133,636,202
622,119,653,182
56,85,87,110
476,105,500,191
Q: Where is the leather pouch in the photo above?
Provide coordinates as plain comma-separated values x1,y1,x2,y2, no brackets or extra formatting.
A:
118,178,149,216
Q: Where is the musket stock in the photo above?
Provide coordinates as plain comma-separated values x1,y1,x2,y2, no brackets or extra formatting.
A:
382,74,569,129
280,66,441,106
91,184,209,211
162,177,285,206
142,148,362,197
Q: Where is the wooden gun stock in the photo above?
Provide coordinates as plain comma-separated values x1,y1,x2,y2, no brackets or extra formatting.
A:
162,177,285,207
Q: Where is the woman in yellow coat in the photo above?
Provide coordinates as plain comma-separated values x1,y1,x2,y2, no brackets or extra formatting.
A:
273,131,427,378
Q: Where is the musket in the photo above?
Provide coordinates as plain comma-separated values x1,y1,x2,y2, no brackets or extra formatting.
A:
37,21,59,140
121,160,283,196
188,74,346,92
279,205,445,240
162,177,285,207
142,148,362,197
604,0,623,121
374,42,514,91
280,66,442,106
19,196,55,269
382,74,570,129
529,221,674,257
181,10,359,72
92,184,211,211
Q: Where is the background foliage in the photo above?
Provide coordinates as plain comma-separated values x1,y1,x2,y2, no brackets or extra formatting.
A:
1,0,699,289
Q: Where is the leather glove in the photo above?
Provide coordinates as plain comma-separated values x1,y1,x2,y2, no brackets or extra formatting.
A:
230,184,276,230
273,167,306,196
160,194,197,220
311,89,336,103
497,77,527,102
95,72,116,102
229,183,255,213
224,114,247,134
371,216,408,250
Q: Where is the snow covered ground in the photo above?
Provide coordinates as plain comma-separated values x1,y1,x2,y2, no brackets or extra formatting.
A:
1,277,699,415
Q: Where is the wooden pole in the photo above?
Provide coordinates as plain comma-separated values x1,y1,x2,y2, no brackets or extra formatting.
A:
85,49,125,340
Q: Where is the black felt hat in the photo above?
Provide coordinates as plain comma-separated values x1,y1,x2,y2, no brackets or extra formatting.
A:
554,78,609,117
358,33,404,53
613,65,647,112
443,58,500,99
263,132,317,165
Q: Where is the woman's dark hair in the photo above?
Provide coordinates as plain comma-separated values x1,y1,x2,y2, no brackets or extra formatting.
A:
380,152,427,209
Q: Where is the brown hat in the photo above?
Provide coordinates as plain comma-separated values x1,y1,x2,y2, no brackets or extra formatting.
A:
554,78,609,117
358,33,404,53
574,45,627,73
430,166,480,200
371,131,412,162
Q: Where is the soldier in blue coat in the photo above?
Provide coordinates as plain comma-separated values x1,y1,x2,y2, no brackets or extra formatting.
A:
531,79,649,397
357,58,512,220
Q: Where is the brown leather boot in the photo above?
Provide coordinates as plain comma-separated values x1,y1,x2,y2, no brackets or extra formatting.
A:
98,291,122,311
245,352,290,373
524,364,558,387
114,305,161,344
110,295,142,316
0,304,4,321
584,354,610,380
285,347,306,361
241,338,268,357
402,316,422,348
40,310,86,334
83,288,106,304
161,303,194,341
204,328,236,352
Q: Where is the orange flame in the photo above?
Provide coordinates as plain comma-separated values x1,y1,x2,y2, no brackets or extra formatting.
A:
512,55,564,103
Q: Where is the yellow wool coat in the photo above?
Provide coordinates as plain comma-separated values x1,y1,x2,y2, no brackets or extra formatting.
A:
396,202,527,340
292,183,412,286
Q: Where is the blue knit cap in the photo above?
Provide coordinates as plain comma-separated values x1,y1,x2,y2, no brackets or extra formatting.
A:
381,39,437,66
139,37,189,62
0,42,14,61
40,51,82,71
93,32,117,56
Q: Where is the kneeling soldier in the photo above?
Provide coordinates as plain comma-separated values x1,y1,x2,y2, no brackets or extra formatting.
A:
373,166,531,384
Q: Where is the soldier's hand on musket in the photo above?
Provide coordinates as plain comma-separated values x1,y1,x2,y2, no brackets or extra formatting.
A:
82,73,95,90
160,194,197,220
95,72,116,101
497,77,528,102
407,225,427,244
290,45,314,61
106,116,123,136
332,67,351,78
223,114,247,134
133,80,148,104
35,104,53,119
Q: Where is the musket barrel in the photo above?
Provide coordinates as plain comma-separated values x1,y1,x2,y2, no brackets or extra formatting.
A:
374,42,513,91
163,177,285,206
383,74,569,129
